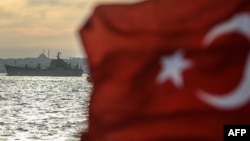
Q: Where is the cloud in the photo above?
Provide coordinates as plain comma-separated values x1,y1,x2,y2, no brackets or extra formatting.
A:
28,0,58,6
0,9,14,18
0,0,143,58
0,0,88,34
28,0,87,8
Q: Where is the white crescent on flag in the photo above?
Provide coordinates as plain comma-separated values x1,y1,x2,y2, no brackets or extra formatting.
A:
197,13,250,110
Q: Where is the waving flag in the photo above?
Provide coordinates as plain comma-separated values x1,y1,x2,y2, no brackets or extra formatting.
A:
79,0,250,140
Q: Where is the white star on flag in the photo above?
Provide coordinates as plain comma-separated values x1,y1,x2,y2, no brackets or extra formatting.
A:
156,50,193,88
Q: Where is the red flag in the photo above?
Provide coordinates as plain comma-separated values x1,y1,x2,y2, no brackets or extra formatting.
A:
79,0,250,140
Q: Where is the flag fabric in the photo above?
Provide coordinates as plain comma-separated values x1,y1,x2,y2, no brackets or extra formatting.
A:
79,0,250,140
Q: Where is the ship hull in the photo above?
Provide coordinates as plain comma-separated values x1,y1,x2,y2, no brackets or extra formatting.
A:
5,65,83,77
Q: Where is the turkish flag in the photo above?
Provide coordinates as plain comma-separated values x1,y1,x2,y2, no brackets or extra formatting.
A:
79,0,250,141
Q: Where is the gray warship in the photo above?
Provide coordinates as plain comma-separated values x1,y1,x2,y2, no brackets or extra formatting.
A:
4,52,83,76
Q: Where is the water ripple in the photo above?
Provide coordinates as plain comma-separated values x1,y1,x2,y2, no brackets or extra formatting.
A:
0,74,91,141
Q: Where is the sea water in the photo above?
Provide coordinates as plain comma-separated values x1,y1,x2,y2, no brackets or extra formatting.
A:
0,73,92,141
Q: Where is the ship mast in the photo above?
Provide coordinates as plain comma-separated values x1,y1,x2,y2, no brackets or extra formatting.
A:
48,49,50,59
57,52,61,60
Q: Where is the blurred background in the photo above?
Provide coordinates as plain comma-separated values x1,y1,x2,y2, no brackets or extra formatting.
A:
0,0,142,59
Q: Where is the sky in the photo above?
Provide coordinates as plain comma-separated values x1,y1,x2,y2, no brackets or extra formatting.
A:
0,0,142,59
